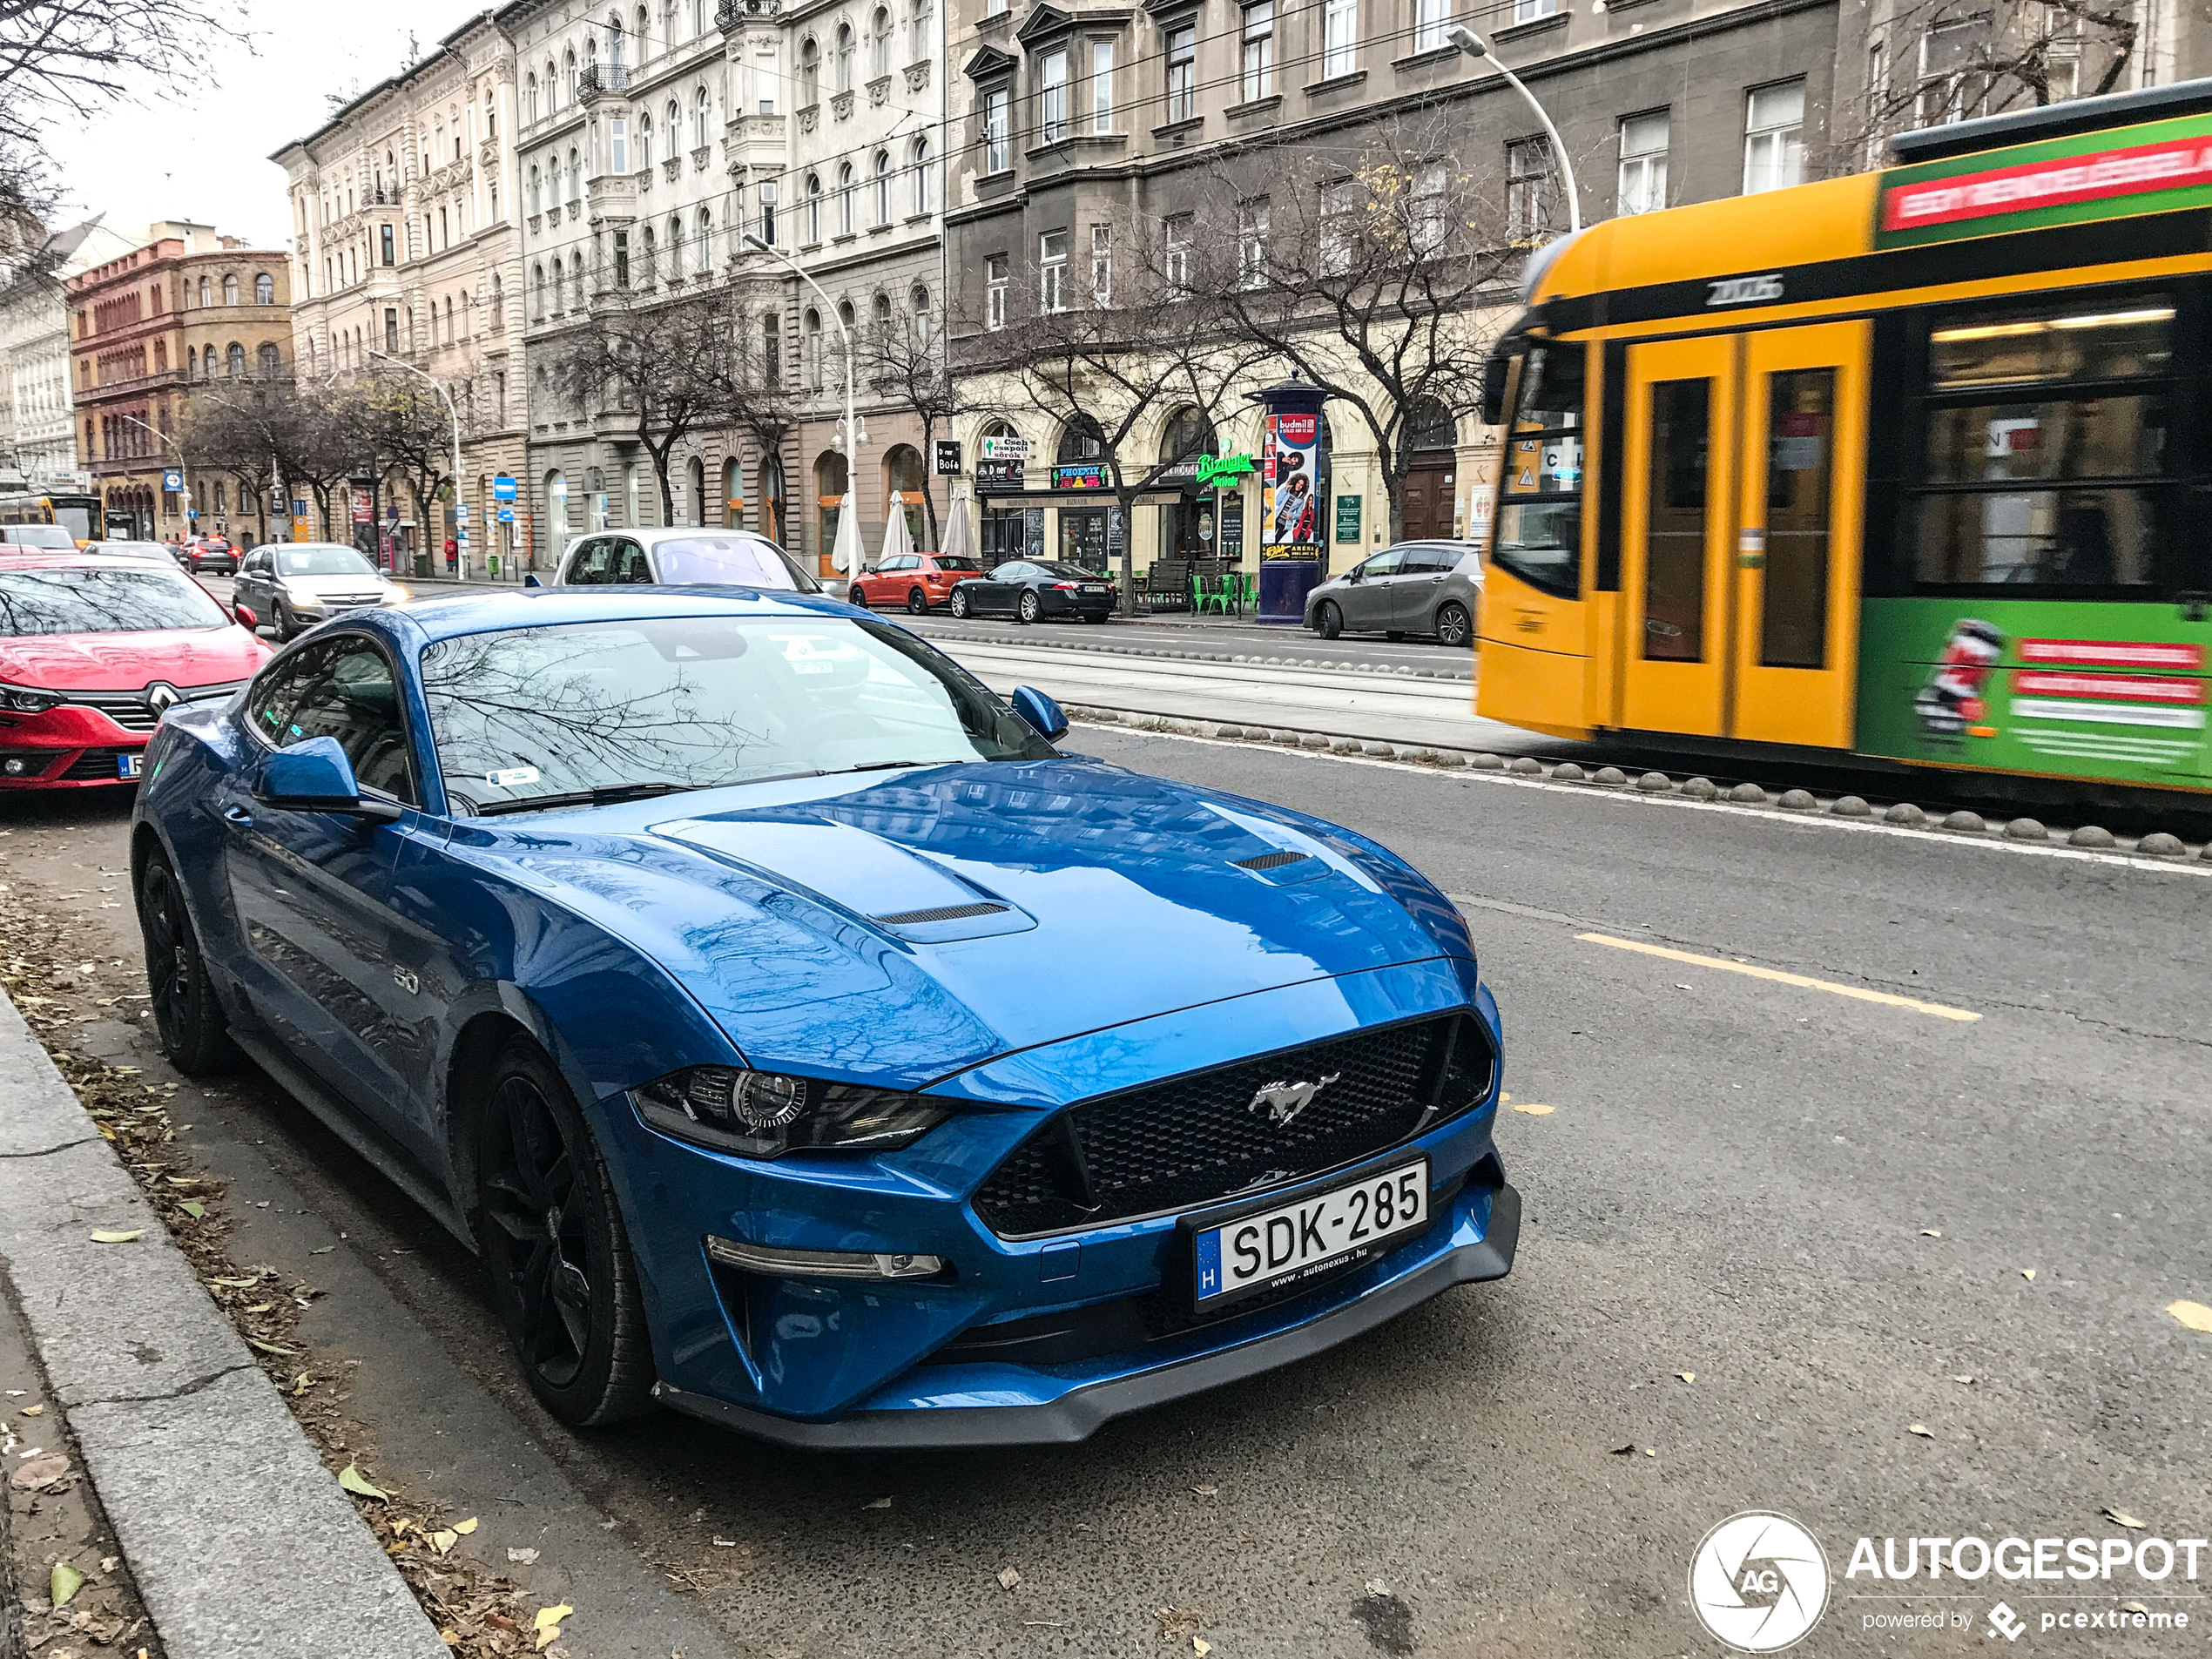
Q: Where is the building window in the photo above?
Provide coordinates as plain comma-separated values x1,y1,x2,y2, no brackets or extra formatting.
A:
805,307,823,386
1617,111,1669,214
984,87,1010,172
696,85,711,146
525,73,539,121
253,272,273,304
838,161,856,234
909,0,933,59
1165,25,1196,122
529,165,542,214
1513,0,1554,21
381,224,395,265
1039,48,1069,143
759,179,777,243
985,253,1008,328
1322,0,1358,77
1089,40,1114,131
639,111,653,170
614,228,631,286
755,44,779,112
911,282,932,342
1040,229,1069,312
1090,223,1111,304
1743,80,1805,193
1415,0,1450,51
1238,197,1268,287
385,308,399,353
763,313,781,386
800,37,819,103
1507,135,1556,242
610,117,628,173
872,4,893,77
867,150,887,223
1917,21,1988,126
1410,159,1447,255
222,342,242,377
1239,2,1273,102
259,341,281,377
1164,212,1193,289
912,137,932,213
697,207,713,273
532,263,545,317
836,22,854,91
806,172,823,241
221,273,239,304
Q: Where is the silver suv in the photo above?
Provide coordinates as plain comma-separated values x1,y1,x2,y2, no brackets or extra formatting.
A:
1304,541,1483,646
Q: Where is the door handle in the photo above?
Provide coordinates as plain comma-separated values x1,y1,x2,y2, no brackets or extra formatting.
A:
221,803,253,827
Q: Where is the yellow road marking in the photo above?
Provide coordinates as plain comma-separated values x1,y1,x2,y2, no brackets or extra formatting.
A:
1575,933,1981,1022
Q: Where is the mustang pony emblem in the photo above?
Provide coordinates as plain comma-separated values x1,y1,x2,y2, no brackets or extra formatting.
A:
1247,1072,1341,1126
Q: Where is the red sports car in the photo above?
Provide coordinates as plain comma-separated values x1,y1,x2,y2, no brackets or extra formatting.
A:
0,553,269,788
846,552,983,614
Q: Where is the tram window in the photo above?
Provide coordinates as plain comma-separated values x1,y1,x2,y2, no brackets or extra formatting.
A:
1642,377,1710,661
1915,489,2160,588
1491,343,1585,599
1928,303,2172,388
1762,368,1833,670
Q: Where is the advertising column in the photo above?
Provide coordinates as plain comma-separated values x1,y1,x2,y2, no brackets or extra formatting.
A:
1250,379,1328,624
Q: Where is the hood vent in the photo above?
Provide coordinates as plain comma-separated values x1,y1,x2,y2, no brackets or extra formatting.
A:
872,901,1010,927
1234,850,1311,872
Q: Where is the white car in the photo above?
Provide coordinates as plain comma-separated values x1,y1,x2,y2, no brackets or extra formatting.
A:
545,527,819,592
232,543,408,641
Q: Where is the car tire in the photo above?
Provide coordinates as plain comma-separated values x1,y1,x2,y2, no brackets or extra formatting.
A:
1316,602,1343,641
949,588,970,619
274,598,299,642
907,588,928,614
1434,602,1472,648
134,853,236,1076
1017,590,1041,625
846,581,868,609
476,1037,656,1429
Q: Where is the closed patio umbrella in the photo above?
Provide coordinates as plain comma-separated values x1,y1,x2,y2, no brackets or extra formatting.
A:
880,493,914,563
830,495,863,577
940,493,975,564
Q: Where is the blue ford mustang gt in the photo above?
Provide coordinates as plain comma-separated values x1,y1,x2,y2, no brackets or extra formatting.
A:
130,588,1516,1446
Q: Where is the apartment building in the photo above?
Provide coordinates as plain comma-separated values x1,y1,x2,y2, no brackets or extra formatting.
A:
68,223,293,543
273,10,527,570
0,215,138,488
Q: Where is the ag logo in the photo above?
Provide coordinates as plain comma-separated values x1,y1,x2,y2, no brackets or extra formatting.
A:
1688,1512,1830,1652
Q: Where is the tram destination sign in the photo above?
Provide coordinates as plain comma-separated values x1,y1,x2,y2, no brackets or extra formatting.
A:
1875,111,2212,251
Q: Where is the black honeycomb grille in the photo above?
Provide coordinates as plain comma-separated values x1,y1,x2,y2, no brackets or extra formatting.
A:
970,1012,1492,1238
58,748,133,781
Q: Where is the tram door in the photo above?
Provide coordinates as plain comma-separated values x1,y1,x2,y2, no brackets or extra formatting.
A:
1615,321,1867,747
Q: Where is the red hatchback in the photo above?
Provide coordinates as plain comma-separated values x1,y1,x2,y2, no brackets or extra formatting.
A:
0,554,269,788
846,553,983,614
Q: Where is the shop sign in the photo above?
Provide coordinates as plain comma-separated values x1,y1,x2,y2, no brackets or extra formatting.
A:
980,434,1029,462
976,459,1026,493
1220,497,1244,556
934,439,962,475
1196,453,1256,489
1335,495,1362,543
1054,462,1107,490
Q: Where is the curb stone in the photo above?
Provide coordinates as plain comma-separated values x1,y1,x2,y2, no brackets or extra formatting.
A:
0,991,447,1659
912,627,1474,682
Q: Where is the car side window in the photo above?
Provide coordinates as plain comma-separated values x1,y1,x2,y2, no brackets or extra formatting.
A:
1360,548,1406,577
246,637,417,806
565,538,607,584
613,540,651,583
1401,546,1452,575
997,563,1033,581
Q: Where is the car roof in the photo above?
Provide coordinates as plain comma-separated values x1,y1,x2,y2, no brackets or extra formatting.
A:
587,527,783,547
376,584,859,646
0,550,185,570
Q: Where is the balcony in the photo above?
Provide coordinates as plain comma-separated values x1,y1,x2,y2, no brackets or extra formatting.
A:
577,63,631,104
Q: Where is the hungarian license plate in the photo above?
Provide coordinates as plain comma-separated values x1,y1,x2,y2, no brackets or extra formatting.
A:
117,752,143,780
1190,1157,1429,1311
1080,583,1109,594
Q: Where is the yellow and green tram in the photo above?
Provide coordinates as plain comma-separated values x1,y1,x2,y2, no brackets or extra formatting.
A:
1477,78,2212,794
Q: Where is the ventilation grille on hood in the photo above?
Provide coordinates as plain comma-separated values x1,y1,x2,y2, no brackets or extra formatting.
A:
1234,849,1311,872
872,901,1010,927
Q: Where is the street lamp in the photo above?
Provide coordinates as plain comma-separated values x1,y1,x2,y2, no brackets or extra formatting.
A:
743,231,863,577
1445,24,1581,236
367,347,466,578
116,412,189,541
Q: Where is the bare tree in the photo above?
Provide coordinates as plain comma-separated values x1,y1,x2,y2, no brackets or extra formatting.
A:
859,308,951,550
356,373,467,544
1170,117,1515,545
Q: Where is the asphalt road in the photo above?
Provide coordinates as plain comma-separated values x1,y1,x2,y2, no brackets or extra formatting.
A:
16,726,2209,1658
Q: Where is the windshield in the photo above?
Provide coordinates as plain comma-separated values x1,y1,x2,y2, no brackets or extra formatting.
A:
652,537,819,591
421,614,1058,814
6,525,78,550
0,567,231,636
934,556,981,572
1036,562,1104,579
1490,343,1586,600
280,546,376,577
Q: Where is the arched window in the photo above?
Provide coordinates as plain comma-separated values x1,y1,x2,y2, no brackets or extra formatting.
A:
837,161,854,235
873,150,891,224
758,449,786,543
258,341,281,377
185,344,199,380
761,311,781,387
567,145,581,199
525,73,538,122
547,153,561,206
197,276,211,307
804,307,822,388
687,454,706,526
570,252,585,306
694,84,710,147
532,263,545,317
1159,405,1216,463
220,273,238,304
563,48,577,102
799,37,819,104
871,6,892,77
608,12,625,68
444,295,455,341
1061,414,1107,464
722,456,742,527
667,213,684,274
641,224,657,282
908,0,933,59
529,165,541,214
815,448,849,561
835,23,854,91
871,291,893,340
638,111,652,168
491,271,503,319
911,282,932,344
486,84,497,138
911,137,931,213
805,172,822,242
665,98,681,148
696,206,713,273
226,342,246,378
255,272,273,304
1406,397,1457,451
154,339,167,372
546,59,559,108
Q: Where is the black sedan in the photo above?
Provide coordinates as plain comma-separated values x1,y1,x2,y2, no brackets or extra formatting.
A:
948,560,1117,624
173,538,238,576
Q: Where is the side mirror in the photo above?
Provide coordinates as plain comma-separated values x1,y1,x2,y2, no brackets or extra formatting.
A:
253,735,403,821
523,573,544,589
1009,685,1069,742
233,604,257,631
1345,566,1364,583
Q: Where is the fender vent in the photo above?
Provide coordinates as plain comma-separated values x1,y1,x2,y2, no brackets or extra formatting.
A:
873,901,1009,926
1234,850,1310,872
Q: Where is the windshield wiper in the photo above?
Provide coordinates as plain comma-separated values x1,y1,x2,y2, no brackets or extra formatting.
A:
471,780,698,817
825,759,941,777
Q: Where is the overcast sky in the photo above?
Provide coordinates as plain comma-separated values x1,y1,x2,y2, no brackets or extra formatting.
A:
51,2,489,252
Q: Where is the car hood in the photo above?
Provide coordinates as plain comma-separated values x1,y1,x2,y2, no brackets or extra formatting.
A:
462,757,1474,1089
284,573,388,597
0,626,266,690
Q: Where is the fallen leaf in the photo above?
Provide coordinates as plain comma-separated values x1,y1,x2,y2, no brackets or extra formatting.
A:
9,1453,68,1492
2125,1602,2151,1615
1193,1642,1211,1656
453,1517,478,1534
1511,1103,1554,1116
507,1548,540,1565
206,1277,257,1288
2105,1507,2146,1530
2167,1299,2212,1334
246,1337,298,1357
19,1403,42,1417
1643,1447,1656,1457
532,1604,572,1649
1952,1373,1975,1384
1677,1372,1695,1384
291,1372,314,1396
1908,1424,1934,1438
51,1561,84,1608
2021,1269,2036,1281
337,1463,389,1501
997,1566,1022,1591
429,1529,458,1554
863,1496,892,1510
310,1245,334,1255
89,1229,142,1244
1157,1607,1204,1642
1921,1229,1941,1238
179,1201,206,1219
1191,1483,1218,1497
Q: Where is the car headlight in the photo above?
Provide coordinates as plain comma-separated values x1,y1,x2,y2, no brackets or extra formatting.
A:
632,1065,951,1159
0,684,63,713
387,583,410,601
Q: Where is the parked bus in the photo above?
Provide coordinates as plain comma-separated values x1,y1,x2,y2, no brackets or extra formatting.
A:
0,492,104,546
1477,78,2212,796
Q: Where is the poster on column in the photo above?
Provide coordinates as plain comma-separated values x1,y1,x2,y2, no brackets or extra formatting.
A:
1261,411,1322,560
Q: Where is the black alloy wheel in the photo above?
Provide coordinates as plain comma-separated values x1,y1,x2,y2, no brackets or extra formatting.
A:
135,853,235,1075
1316,601,1343,640
274,598,299,642
949,587,971,619
1017,590,1042,625
1435,601,1472,648
846,580,869,609
475,1040,654,1426
906,587,928,614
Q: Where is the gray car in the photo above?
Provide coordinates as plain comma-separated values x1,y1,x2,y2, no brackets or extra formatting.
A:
233,543,407,640
549,526,819,591
1304,540,1483,647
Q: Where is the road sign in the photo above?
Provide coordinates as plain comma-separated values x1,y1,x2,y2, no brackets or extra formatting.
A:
493,475,517,502
934,439,961,475
455,503,469,523
186,508,198,521
161,469,184,493
497,507,516,523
